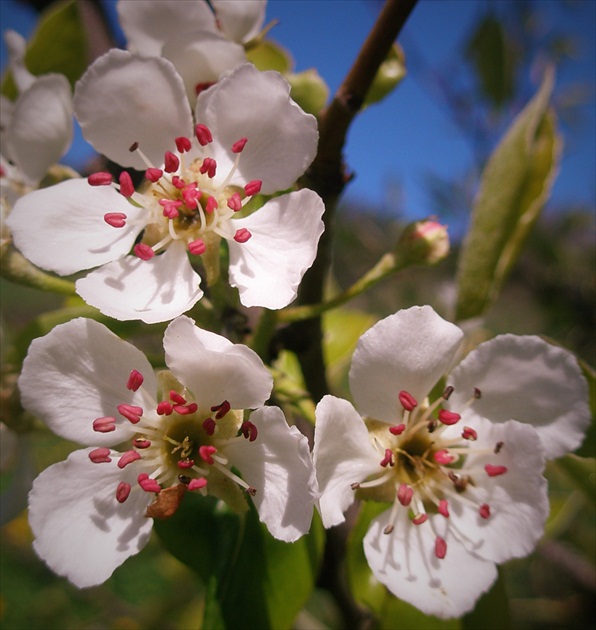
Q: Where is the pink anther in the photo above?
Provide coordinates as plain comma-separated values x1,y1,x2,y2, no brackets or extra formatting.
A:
145,168,163,183
182,184,200,208
199,445,217,465
412,513,428,525
189,477,208,491
93,416,116,433
485,464,508,477
232,137,248,153
244,180,262,196
380,448,394,468
164,151,180,173
89,447,111,463
175,136,192,153
199,157,217,178
462,426,478,441
119,171,134,198
227,192,242,212
138,473,161,493
438,499,450,517
104,212,127,228
172,175,186,189
159,198,182,219
170,391,186,405
398,390,418,411
438,409,461,425
156,401,173,415
195,124,213,146
389,423,406,436
203,417,216,436
173,402,198,415
189,239,206,256
177,459,195,469
241,421,258,442
433,449,455,465
479,503,491,519
126,369,144,392
118,450,141,469
233,228,252,243
134,243,155,260
117,404,143,424
435,536,447,559
397,483,413,506
205,196,218,213
133,438,151,449
116,482,132,503
88,171,113,186
211,400,231,419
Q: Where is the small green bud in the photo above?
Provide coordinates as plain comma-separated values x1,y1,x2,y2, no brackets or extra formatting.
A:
287,69,329,115
396,219,450,266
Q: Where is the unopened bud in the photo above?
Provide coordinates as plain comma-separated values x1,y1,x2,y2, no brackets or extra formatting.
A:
396,219,449,266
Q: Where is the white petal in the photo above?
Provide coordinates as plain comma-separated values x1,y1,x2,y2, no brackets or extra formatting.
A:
313,396,380,528
6,179,146,275
350,306,464,422
228,189,325,309
5,74,73,185
117,0,217,56
29,448,153,588
224,406,317,542
163,315,272,410
446,417,548,563
195,64,318,195
74,50,193,169
363,509,498,619
4,30,35,93
162,30,246,107
19,318,156,446
76,242,203,324
448,334,591,459
212,0,267,43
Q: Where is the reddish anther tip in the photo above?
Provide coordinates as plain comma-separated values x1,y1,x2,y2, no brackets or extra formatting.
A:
93,416,116,433
389,423,406,436
199,445,217,465
175,136,192,153
169,391,186,405
164,151,180,173
244,180,262,196
146,167,163,183
134,243,155,260
173,402,198,415
231,137,248,153
88,171,113,186
159,198,182,218
189,238,206,256
182,185,200,209
398,390,418,411
438,409,461,425
380,448,394,468
188,477,208,491
412,513,428,525
118,449,142,469
172,175,186,189
177,459,195,469
227,192,242,212
442,385,455,400
119,171,135,198
118,404,143,424
116,481,132,503
205,196,218,214
397,483,413,506
138,473,161,493
438,499,450,517
433,449,455,465
199,157,217,178
485,464,508,477
195,81,215,96
195,124,213,145
462,426,478,441
89,447,111,463
479,503,491,519
203,417,216,436
435,536,447,559
104,212,127,228
233,228,252,243
133,438,151,449
211,400,231,419
241,421,258,442
127,369,144,392
156,401,173,415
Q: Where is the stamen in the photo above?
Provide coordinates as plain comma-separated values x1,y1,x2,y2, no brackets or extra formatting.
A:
211,401,231,419
412,513,428,525
170,391,187,405
234,228,251,243
199,445,217,465
157,401,173,415
195,124,213,146
438,409,461,426
88,171,113,186
189,239,206,255
89,447,111,463
116,482,131,503
177,459,194,469
433,449,456,465
202,417,216,435
227,192,242,212
164,151,180,173
231,137,248,153
244,180,262,196
397,483,413,506
138,473,161,493
173,402,198,415
461,426,478,441
182,184,200,208
479,503,491,519
241,421,258,442
159,199,182,219
200,157,217,178
118,450,142,469
126,369,144,391
494,441,504,454
442,386,454,400
175,136,192,153
133,438,151,449
485,464,508,477
398,390,417,411
188,477,208,491
438,499,450,517
435,536,447,559
146,167,163,182
134,243,155,260
119,171,134,198
380,448,394,467
93,416,116,433
104,213,127,228
205,196,218,214
118,404,143,424
389,423,406,435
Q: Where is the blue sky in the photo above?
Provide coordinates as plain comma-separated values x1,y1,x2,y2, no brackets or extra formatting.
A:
2,0,594,231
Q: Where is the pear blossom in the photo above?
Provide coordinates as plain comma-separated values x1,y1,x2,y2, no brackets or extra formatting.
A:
7,54,324,322
20,316,316,588
313,305,590,619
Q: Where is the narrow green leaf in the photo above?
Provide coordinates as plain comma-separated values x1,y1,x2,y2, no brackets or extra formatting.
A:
2,0,88,98
455,69,561,321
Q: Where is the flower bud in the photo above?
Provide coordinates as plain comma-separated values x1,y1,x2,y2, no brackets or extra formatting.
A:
396,219,449,266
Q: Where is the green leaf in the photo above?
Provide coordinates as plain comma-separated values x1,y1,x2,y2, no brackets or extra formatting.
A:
2,0,88,98
461,568,511,630
554,455,596,504
455,69,561,321
154,493,324,629
346,502,460,629
245,39,293,74
365,44,407,106
575,360,596,459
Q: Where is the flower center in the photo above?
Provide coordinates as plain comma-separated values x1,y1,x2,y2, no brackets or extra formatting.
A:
353,386,508,558
88,124,262,283
87,368,259,519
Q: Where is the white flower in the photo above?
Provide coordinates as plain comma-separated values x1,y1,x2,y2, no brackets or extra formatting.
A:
313,305,590,619
7,53,324,322
0,30,73,188
20,316,317,588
